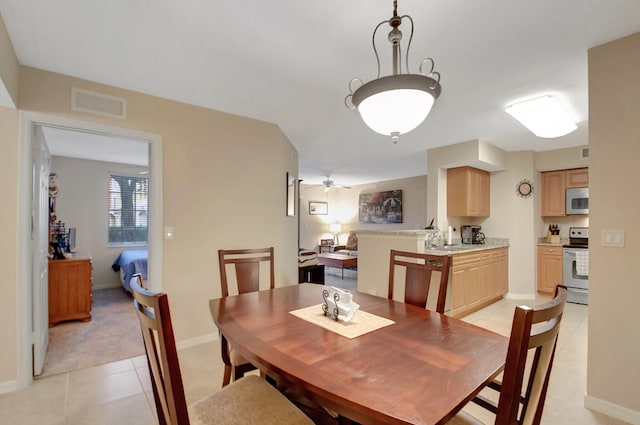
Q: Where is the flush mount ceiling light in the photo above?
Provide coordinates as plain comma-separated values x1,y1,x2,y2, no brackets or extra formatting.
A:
345,0,442,144
505,95,577,138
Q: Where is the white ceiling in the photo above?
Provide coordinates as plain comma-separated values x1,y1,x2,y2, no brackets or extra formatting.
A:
41,127,149,166
2,0,639,186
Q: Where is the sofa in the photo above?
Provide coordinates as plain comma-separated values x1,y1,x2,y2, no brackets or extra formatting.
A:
334,231,358,256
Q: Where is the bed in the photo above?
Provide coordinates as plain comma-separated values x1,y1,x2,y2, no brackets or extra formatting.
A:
112,249,148,292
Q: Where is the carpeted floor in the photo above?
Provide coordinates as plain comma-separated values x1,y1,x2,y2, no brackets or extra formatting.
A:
38,287,144,378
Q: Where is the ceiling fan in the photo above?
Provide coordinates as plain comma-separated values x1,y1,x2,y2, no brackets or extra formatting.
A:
309,176,351,192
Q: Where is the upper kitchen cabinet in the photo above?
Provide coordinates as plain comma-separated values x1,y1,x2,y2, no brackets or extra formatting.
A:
565,167,589,188
447,166,490,217
541,168,588,216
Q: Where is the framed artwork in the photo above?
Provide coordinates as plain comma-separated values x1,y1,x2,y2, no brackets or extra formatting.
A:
309,201,328,215
358,189,403,223
286,172,296,217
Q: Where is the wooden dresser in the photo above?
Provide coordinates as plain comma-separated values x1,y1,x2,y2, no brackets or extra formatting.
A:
48,256,93,327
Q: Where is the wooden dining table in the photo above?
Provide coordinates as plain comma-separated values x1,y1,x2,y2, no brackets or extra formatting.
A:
209,284,509,425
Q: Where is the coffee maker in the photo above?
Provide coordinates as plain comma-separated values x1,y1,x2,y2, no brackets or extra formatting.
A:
461,225,485,244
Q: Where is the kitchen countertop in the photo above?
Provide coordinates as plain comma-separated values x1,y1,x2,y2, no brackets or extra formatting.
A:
426,238,510,255
536,237,568,247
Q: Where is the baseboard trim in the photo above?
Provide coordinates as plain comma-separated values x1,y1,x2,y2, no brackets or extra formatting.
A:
176,332,218,350
585,394,640,425
505,292,536,300
0,379,18,395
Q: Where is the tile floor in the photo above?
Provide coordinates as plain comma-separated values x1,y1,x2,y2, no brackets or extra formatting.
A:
0,287,632,425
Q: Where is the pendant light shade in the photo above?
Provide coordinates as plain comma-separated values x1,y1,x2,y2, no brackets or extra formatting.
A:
353,74,440,136
345,1,442,143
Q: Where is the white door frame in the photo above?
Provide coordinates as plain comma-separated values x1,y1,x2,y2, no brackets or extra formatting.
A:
17,112,163,388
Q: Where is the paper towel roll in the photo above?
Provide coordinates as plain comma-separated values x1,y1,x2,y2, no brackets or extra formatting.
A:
447,226,453,245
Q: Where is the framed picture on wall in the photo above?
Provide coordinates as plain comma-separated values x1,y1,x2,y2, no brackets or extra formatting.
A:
286,172,296,217
358,189,403,223
309,201,328,215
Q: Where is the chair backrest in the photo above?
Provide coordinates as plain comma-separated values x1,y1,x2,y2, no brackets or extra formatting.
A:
496,285,568,425
218,247,275,298
131,275,190,425
387,250,451,313
345,232,358,251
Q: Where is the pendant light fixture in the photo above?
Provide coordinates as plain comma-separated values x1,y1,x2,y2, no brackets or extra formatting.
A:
345,0,442,144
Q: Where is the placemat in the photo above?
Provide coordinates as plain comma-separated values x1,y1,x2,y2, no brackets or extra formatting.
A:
289,304,395,339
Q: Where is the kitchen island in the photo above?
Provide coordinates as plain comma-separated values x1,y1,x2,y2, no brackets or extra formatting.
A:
357,230,509,317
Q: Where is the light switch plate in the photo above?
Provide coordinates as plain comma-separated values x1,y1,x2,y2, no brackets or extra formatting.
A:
602,229,624,247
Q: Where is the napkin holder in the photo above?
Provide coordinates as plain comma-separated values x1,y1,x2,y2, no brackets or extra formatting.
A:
322,286,359,323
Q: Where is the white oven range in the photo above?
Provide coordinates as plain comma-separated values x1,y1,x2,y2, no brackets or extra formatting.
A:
563,227,589,305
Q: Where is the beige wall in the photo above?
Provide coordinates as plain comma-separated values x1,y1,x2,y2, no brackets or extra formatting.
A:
1,66,299,386
535,145,589,172
0,107,19,383
0,14,19,106
50,156,149,289
299,175,428,250
587,31,640,420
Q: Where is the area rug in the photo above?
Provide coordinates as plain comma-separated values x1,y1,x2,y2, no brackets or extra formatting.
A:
38,287,144,378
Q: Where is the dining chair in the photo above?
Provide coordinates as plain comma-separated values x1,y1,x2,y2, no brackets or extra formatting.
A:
130,275,313,425
449,285,569,425
387,249,452,313
217,247,274,386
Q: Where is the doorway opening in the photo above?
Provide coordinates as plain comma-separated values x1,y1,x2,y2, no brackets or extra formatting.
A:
18,112,163,388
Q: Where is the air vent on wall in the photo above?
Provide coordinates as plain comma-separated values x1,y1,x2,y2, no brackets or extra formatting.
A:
580,147,589,159
71,87,126,119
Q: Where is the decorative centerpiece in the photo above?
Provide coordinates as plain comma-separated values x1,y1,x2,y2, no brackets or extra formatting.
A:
322,286,359,323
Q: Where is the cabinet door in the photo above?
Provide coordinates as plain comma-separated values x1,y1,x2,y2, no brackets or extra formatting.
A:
537,246,563,293
488,249,508,297
566,168,588,188
447,167,490,217
541,171,566,216
475,169,491,217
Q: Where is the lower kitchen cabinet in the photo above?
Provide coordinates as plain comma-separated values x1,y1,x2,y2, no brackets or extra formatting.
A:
48,257,93,327
537,245,563,293
450,247,508,318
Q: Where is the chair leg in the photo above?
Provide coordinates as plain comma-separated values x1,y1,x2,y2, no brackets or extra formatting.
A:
222,364,232,387
233,366,245,382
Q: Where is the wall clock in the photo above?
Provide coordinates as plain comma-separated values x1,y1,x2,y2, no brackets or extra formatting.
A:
517,179,533,198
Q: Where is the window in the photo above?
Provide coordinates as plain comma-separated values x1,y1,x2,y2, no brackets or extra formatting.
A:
108,174,149,244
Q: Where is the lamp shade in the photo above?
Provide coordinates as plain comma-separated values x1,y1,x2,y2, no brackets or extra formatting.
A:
352,74,441,136
330,223,342,234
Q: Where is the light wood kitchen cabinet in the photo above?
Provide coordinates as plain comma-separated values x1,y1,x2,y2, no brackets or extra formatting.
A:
537,245,563,293
541,168,588,216
48,257,93,327
565,167,589,188
541,170,566,216
450,247,508,317
447,166,490,217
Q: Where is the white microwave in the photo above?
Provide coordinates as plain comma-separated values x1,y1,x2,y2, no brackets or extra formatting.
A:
566,187,589,215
